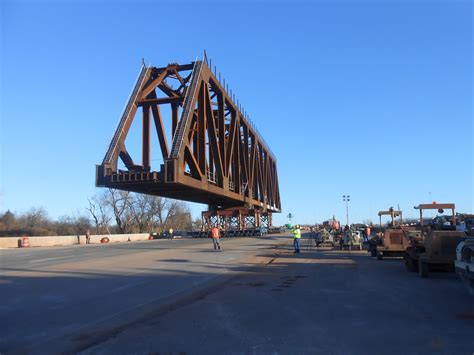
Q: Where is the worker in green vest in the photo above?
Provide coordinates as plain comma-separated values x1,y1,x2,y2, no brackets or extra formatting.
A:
293,225,302,253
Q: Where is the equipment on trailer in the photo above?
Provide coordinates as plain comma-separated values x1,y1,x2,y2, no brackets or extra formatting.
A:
456,213,474,236
404,203,466,278
373,208,409,260
340,230,363,250
455,237,474,294
323,229,335,247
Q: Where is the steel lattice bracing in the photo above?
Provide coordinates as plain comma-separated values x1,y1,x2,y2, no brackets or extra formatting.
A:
96,60,281,213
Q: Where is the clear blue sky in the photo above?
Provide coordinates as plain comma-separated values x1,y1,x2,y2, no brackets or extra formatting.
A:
1,0,472,226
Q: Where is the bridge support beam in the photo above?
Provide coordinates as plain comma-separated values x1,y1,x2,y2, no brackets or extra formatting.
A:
202,208,272,232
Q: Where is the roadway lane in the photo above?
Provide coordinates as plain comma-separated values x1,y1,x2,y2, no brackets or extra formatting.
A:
0,235,290,353
82,242,474,355
1,238,209,269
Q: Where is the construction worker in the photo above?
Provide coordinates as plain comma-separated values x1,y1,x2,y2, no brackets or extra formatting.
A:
293,225,301,253
340,225,350,250
168,227,174,240
210,226,221,251
85,229,91,244
365,225,371,242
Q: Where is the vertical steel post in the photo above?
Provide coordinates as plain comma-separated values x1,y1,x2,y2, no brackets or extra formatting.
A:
142,105,150,170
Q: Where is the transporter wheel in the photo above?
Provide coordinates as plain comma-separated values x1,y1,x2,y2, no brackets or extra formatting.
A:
405,253,418,272
419,260,429,278
376,251,383,260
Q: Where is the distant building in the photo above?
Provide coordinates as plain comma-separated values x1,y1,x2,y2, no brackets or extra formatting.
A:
322,216,340,230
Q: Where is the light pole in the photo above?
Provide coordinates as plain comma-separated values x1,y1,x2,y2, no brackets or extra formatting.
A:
343,195,350,226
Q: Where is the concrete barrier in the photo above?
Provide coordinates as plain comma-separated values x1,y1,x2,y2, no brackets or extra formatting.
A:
0,233,150,249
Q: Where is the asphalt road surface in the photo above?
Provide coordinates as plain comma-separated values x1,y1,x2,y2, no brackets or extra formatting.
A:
1,234,473,354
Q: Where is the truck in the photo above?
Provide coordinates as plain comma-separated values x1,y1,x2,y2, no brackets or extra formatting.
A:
404,203,466,278
373,208,410,260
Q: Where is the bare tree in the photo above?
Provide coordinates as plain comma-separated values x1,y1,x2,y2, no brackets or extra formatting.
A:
23,207,50,228
85,190,193,235
73,215,92,234
0,210,15,232
192,216,203,231
105,189,133,233
129,194,155,233
87,195,111,234
148,198,177,232
10,207,54,236
54,214,91,235
167,203,192,230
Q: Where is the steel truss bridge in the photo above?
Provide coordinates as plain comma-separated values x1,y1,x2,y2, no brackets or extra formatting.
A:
96,57,281,228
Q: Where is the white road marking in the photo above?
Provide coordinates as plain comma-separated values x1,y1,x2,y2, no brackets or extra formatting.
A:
29,255,74,263
110,283,137,293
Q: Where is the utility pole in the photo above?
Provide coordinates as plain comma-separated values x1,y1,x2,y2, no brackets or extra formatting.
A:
343,195,350,226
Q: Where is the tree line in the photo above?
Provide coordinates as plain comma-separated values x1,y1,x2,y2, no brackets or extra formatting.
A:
0,189,198,237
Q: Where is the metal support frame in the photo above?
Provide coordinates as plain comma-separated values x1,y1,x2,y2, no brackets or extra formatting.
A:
96,59,281,213
378,209,403,227
202,208,272,231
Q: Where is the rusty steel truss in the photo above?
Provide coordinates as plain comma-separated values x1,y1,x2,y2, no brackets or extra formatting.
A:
96,58,281,214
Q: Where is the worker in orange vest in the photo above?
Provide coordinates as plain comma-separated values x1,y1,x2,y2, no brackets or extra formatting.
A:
210,226,221,251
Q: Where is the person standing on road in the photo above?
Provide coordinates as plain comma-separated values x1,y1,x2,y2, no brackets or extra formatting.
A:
316,228,325,248
293,225,301,253
210,226,221,251
168,228,174,240
340,225,350,250
85,229,91,244
365,225,371,242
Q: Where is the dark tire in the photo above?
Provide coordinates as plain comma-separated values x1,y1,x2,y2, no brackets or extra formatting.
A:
405,254,418,272
376,251,383,260
419,260,429,278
